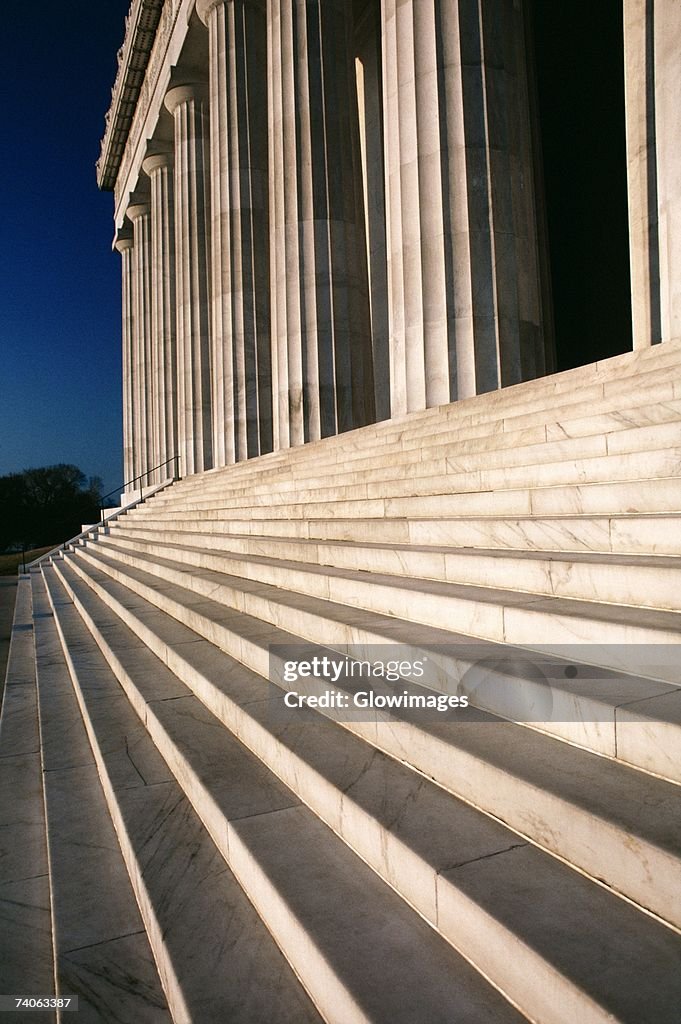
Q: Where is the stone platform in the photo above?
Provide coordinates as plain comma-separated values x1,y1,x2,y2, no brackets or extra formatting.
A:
2,341,681,1023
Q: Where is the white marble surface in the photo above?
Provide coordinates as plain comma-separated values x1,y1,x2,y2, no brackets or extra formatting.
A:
53,545,681,929
0,578,55,1014
438,843,681,1024
42,567,321,1024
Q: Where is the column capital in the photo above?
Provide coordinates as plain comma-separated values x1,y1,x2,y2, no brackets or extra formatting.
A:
164,82,208,115
114,232,133,254
195,0,222,25
196,0,265,26
142,151,174,176
126,201,151,222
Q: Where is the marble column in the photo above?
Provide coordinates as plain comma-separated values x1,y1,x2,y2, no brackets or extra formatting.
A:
164,84,213,476
624,0,681,348
653,0,681,343
142,150,179,482
356,1,391,422
268,0,375,448
381,0,547,416
126,200,153,486
197,0,272,465
624,0,661,348
114,232,135,487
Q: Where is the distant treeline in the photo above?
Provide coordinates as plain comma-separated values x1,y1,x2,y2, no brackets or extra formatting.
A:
0,465,103,551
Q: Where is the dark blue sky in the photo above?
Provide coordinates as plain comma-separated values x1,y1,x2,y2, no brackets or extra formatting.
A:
1,3,132,496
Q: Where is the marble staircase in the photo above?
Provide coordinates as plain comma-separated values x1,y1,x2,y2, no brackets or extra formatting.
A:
2,342,681,1023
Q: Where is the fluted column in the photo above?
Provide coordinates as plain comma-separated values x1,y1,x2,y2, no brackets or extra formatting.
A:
355,3,391,422
114,232,135,487
164,84,213,476
198,0,272,465
143,151,178,481
382,0,548,416
268,0,375,448
126,200,153,486
624,0,660,349
625,0,681,348
653,0,681,343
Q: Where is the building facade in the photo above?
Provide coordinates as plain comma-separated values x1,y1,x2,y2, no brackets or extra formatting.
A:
98,0,681,491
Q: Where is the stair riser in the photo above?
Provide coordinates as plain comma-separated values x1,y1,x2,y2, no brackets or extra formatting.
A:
46,566,534,1024
84,542,681,674
150,361,681,504
155,411,681,502
103,530,681,611
127,475,681,521
142,368,681,509
55,553,681,933
46,567,563,1020
146,435,681,512
68,545,681,785
114,514,681,556
138,452,681,521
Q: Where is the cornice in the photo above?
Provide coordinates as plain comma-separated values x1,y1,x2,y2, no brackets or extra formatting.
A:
96,0,165,192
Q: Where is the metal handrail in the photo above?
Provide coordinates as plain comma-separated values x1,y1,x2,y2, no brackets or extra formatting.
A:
22,473,179,572
100,454,180,517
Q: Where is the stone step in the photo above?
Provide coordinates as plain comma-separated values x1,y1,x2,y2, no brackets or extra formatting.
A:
316,391,681,466
151,405,675,509
30,575,172,1023
131,474,681,520
145,420,681,510
496,378,681,435
135,451,681,523
85,537,681,660
111,512,681,556
36,570,324,1024
50,555,681,938
146,411,681,511
141,349,681,508
119,479,675,524
62,540,681,778
76,538,681,780
38,565,681,1019
163,344,681,488
105,526,681,610
40,566,533,1024
0,577,55,1024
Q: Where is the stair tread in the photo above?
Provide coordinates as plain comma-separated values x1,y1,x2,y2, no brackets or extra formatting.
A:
133,472,681,519
31,575,172,1023
91,536,681,635
54,556,681,930
71,543,681,729
38,570,325,1024
44,564,681,1024
110,526,681,569
42,567,530,1024
0,578,54,1016
147,427,681,504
